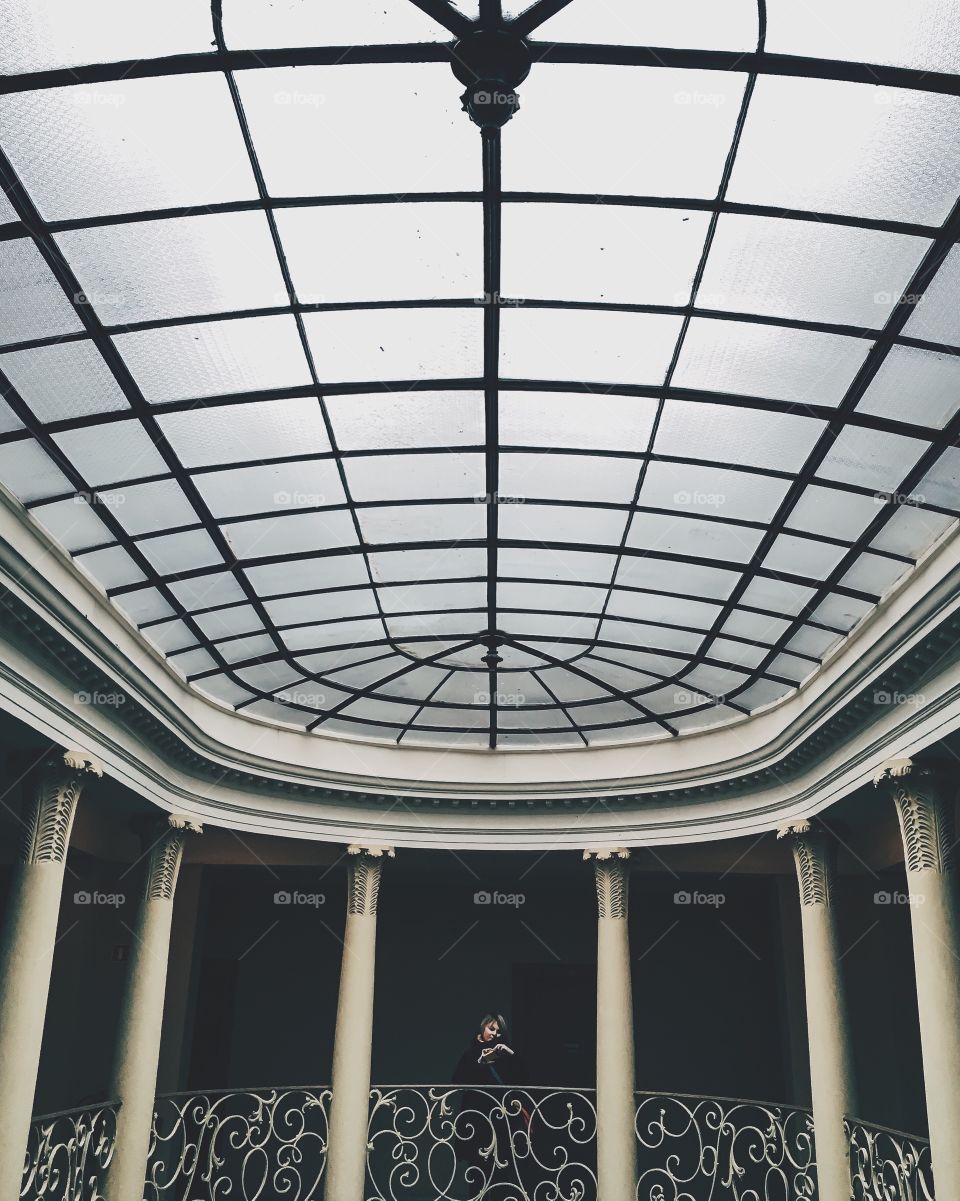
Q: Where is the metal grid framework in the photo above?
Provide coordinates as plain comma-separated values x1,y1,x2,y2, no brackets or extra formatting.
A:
1,0,960,750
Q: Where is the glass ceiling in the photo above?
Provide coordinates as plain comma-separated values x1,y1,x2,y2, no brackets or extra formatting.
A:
1,1,960,751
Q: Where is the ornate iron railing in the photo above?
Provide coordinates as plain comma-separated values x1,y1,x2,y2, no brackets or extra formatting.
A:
634,1092,817,1200
848,1117,934,1201
21,1102,119,1201
367,1085,598,1200
146,1086,331,1200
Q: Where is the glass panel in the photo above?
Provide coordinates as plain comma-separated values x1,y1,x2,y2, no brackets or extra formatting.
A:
500,452,639,504
913,446,960,511
817,426,928,493
767,653,817,685
577,657,659,693
505,610,597,641
193,604,263,640
144,618,196,655
762,533,849,580
857,345,960,429
673,319,871,406
504,64,746,197
329,391,484,451
0,400,23,435
903,245,960,347
0,74,256,222
699,214,927,327
499,391,657,452
536,0,758,48
378,581,486,613
670,706,741,733
279,203,481,303
574,700,647,728
75,545,145,590
1,0,213,72
386,611,481,639
0,340,128,421
614,555,740,598
626,512,766,563
600,618,704,655
53,420,168,485
500,309,682,385
222,0,448,46
112,586,174,625
0,239,83,346
302,307,482,384
192,460,346,519
707,638,767,670
682,664,749,699
194,676,256,708
766,0,960,73
368,546,485,582
721,609,792,643
55,211,286,324
116,315,312,404
345,452,484,502
266,588,379,626
157,398,331,468
639,461,791,523
536,667,610,703
786,626,843,660
501,203,710,304
358,502,486,545
812,594,874,632
0,440,71,503
243,699,312,729
235,661,303,692
216,632,278,663
222,510,357,558
728,76,960,225
236,64,478,196
871,505,954,557
499,580,606,615
738,576,816,616
169,572,246,612
606,590,721,629
137,529,221,575
499,502,625,548
498,546,616,585
31,496,110,551
787,484,880,542
245,554,370,593
109,479,198,536
840,551,911,596
735,679,794,711
169,647,217,678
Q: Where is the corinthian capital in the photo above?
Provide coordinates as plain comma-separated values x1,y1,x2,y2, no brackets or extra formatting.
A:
584,848,631,919
20,747,103,865
346,844,394,915
137,812,203,902
874,758,954,875
777,821,835,908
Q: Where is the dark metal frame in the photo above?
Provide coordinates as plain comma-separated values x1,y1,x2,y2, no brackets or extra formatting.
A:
1,0,958,747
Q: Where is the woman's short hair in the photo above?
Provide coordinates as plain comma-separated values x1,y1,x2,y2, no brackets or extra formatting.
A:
479,1013,508,1040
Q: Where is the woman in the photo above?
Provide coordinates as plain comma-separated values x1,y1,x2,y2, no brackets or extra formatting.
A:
451,1014,529,1194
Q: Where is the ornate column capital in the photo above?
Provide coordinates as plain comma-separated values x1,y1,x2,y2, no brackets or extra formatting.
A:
874,758,955,874
20,747,103,865
584,848,631,919
346,844,394,916
136,812,203,902
777,820,836,907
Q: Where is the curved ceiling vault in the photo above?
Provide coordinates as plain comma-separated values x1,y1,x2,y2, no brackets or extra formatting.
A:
1,0,960,754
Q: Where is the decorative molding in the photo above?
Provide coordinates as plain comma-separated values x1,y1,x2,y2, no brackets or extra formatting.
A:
777,821,834,907
584,848,630,919
140,813,203,902
346,845,394,916
874,758,955,874
19,747,102,865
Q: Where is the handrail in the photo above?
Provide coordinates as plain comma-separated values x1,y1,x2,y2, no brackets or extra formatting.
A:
30,1100,121,1123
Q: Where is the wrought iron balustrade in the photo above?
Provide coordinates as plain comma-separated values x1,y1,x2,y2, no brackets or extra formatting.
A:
146,1086,331,1201
848,1117,934,1201
21,1101,119,1201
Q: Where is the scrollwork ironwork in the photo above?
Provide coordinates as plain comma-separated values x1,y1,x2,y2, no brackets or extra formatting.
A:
848,1117,934,1201
21,1102,118,1201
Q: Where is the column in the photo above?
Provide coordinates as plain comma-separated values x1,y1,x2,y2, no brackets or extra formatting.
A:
874,757,960,1198
104,812,202,1201
325,844,394,1201
0,748,102,1200
777,821,855,1201
584,848,638,1201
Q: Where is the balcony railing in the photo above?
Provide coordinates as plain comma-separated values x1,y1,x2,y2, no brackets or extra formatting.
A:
21,1102,119,1201
848,1117,934,1201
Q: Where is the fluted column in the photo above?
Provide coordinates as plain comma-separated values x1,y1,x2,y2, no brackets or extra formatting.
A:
104,812,202,1201
325,844,394,1201
777,821,855,1201
584,848,637,1201
874,757,960,1198
0,748,102,1199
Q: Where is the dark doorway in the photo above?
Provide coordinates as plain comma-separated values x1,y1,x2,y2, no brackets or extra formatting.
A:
513,962,595,1086
187,957,238,1089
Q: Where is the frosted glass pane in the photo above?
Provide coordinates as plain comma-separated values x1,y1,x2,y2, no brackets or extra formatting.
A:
146,620,198,655
788,484,879,542
536,0,758,49
699,214,926,326
138,529,221,575
193,606,262,640
222,0,448,46
500,309,681,385
53,420,168,485
222,509,356,558
639,462,791,523
0,239,82,346
504,65,745,197
378,581,485,614
728,76,960,225
500,453,638,504
368,546,485,582
497,546,616,585
498,581,606,615
607,590,721,629
499,503,625,547
627,512,765,563
0,75,256,221
302,308,482,383
739,576,816,616
0,0,213,72
0,191,16,223
358,502,486,545
505,612,597,640
501,204,710,304
817,426,927,493
31,496,110,551
499,391,657,452
763,533,848,580
279,204,481,303
111,479,198,535
268,588,379,627
903,245,960,347
841,552,911,595
116,316,311,404
112,587,174,625
0,440,70,503
786,626,842,659
766,0,960,73
193,460,346,519
654,399,824,472
328,391,484,451
248,556,369,595
812,594,873,632
673,318,871,406
55,212,286,324
735,679,794,711
871,505,954,558
387,611,483,639
194,676,255,707
722,609,791,643
345,452,483,502
168,572,246,612
0,341,128,421
615,556,739,598
857,346,960,429
913,447,960,511
237,64,477,195
75,545,145,590
157,398,331,468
